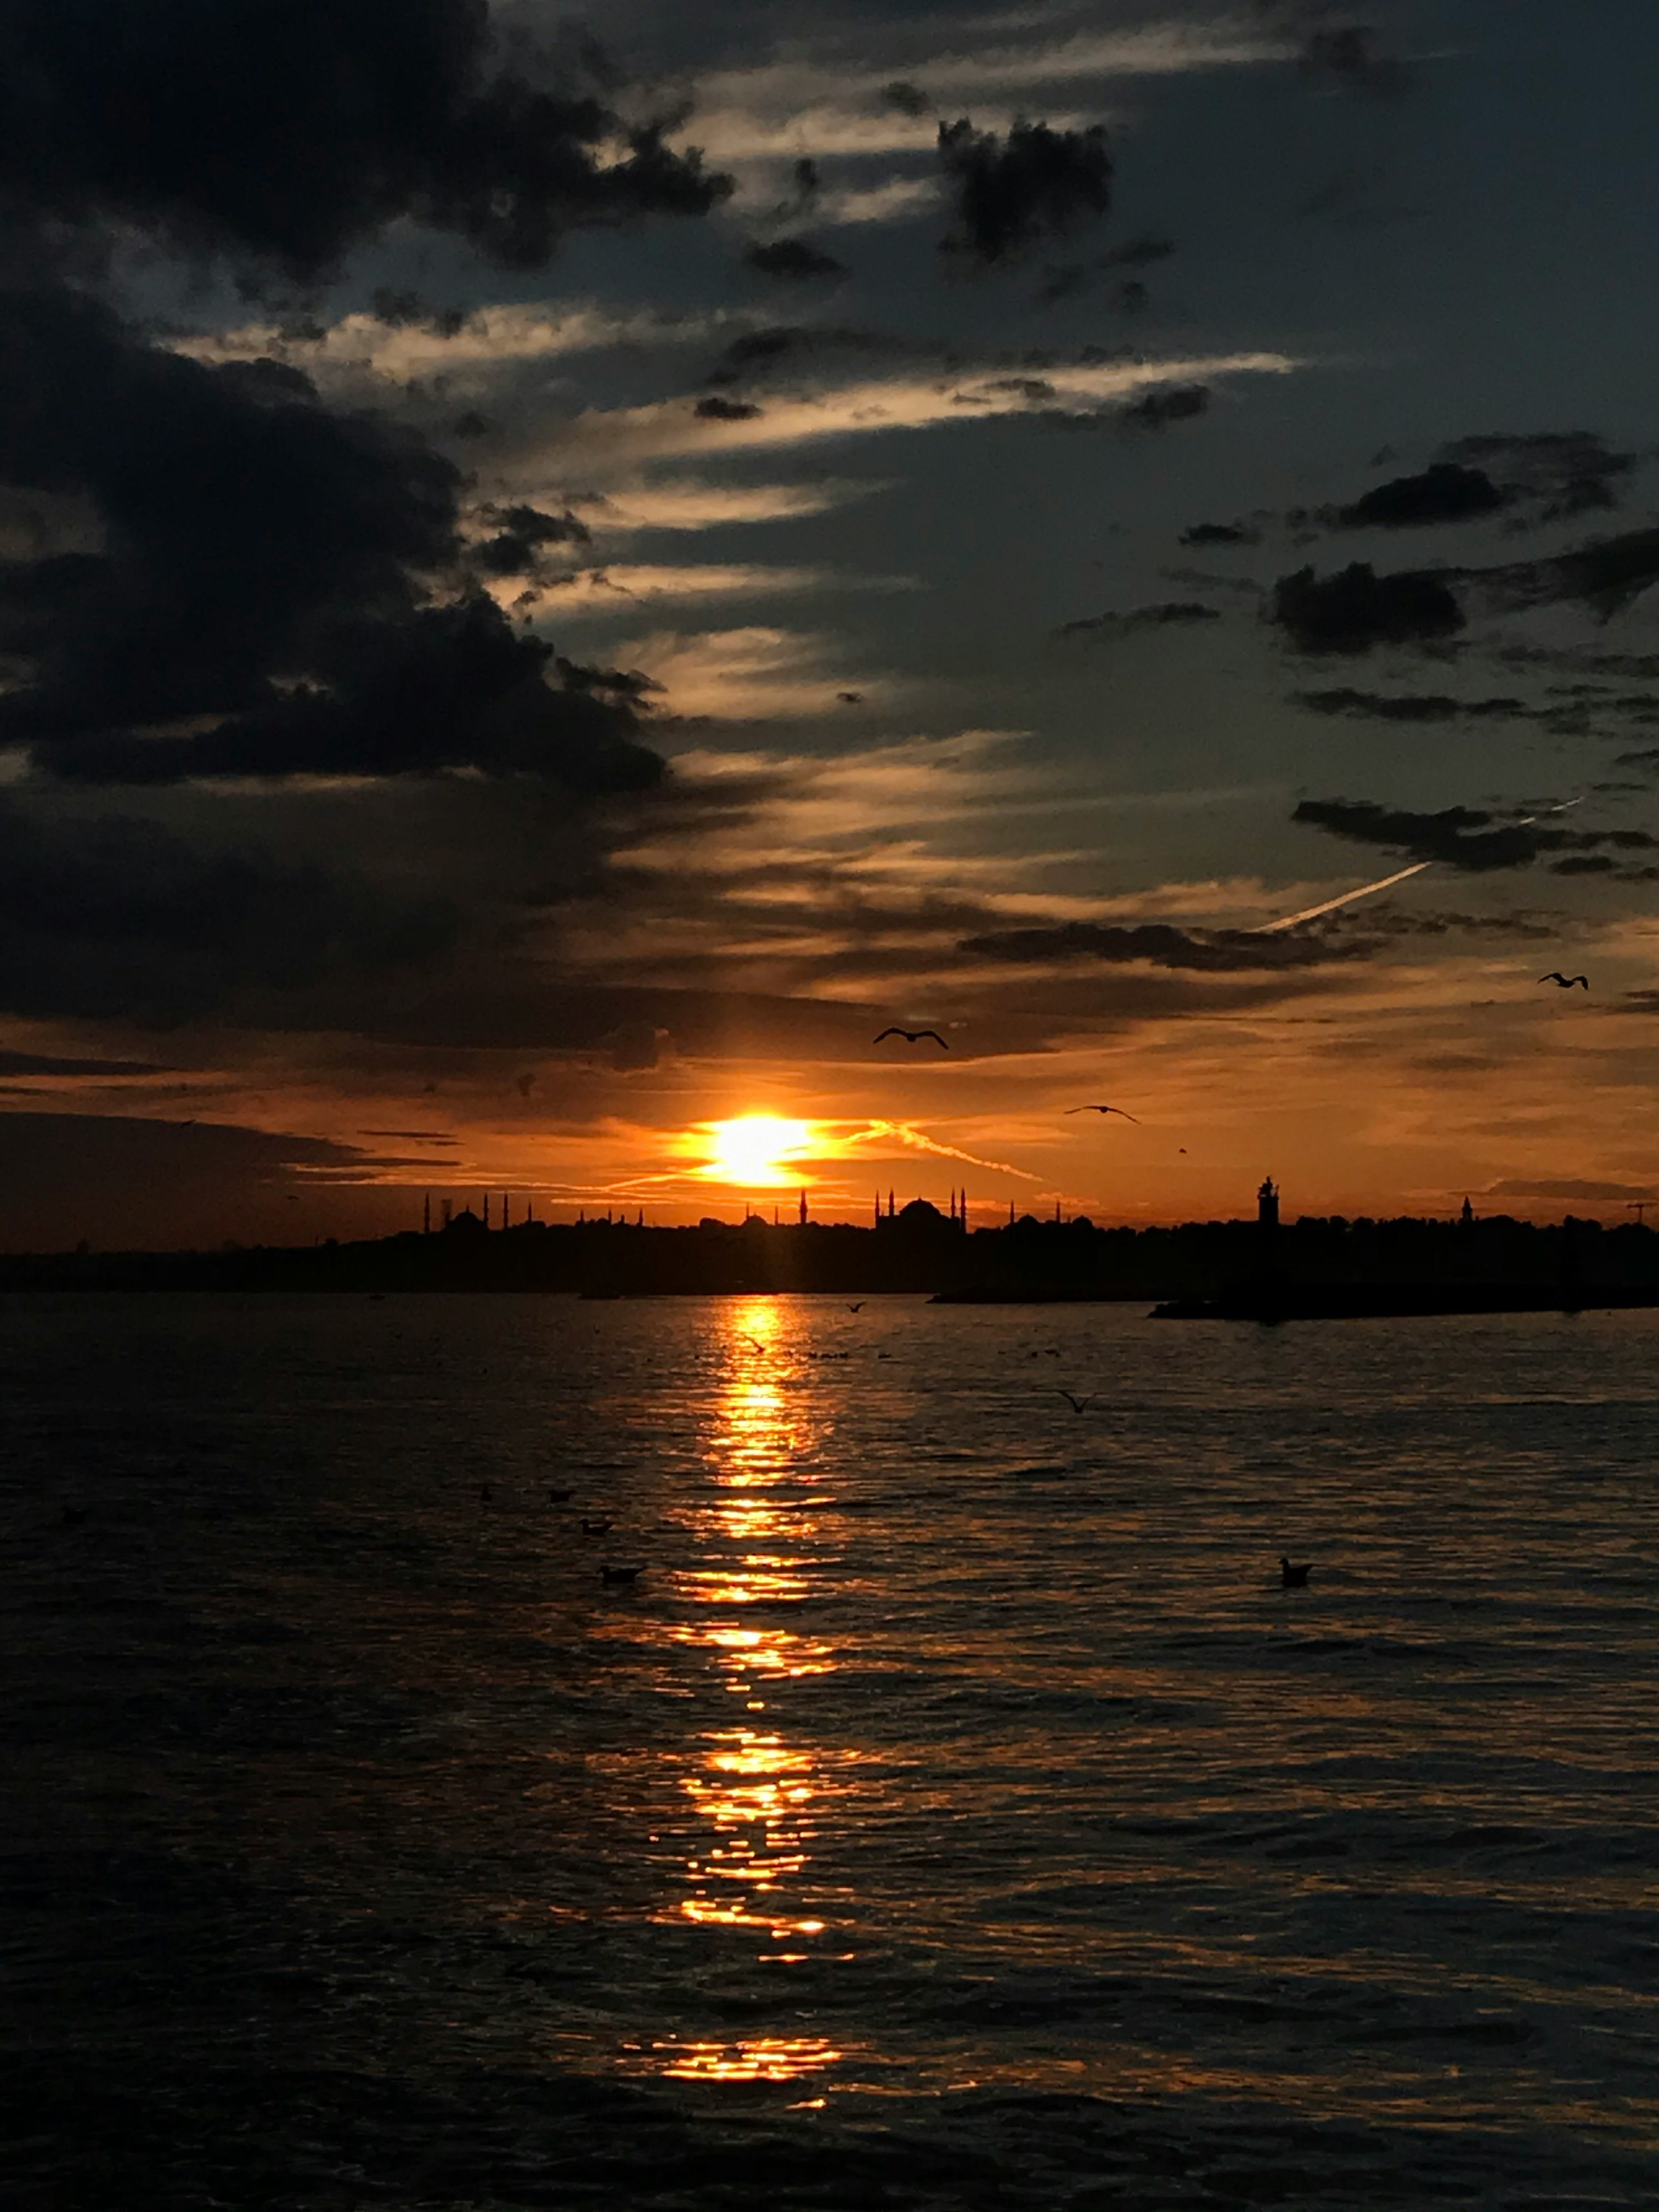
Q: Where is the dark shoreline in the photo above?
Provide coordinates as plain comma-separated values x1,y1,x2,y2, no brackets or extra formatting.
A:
1152,1284,1659,1321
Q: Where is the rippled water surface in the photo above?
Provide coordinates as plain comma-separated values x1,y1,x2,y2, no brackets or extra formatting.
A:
4,1293,1657,2209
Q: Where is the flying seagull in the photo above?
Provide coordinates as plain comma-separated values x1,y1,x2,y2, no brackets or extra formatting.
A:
1065,1105,1141,1121
1538,972,1589,989
1059,1390,1093,1413
1280,1555,1312,1588
873,1026,949,1048
847,1301,865,1312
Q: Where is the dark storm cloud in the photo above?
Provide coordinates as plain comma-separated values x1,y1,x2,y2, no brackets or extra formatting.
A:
883,81,931,119
693,393,763,420
704,324,899,385
1474,526,1659,623
1438,432,1638,526
937,118,1114,263
1334,461,1507,529
0,0,728,279
0,797,454,1023
1119,383,1210,432
369,289,469,336
957,920,1354,971
1293,687,1526,722
1319,437,1639,537
554,656,662,708
0,3,734,794
39,604,667,789
1318,904,1560,944
0,289,660,785
1276,512,1659,656
1271,562,1464,652
1293,797,1656,873
1054,601,1221,640
744,239,847,281
1181,521,1260,548
472,502,591,577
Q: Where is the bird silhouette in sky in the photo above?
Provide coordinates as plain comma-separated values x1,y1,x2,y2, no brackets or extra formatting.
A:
1059,1390,1093,1412
1280,1555,1312,1588
1538,972,1589,989
1065,1104,1141,1121
847,1301,865,1312
873,1026,949,1048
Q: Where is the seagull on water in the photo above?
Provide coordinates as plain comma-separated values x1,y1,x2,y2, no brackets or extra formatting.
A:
582,1515,614,1536
1538,972,1588,989
1279,1555,1312,1588
601,1562,645,1585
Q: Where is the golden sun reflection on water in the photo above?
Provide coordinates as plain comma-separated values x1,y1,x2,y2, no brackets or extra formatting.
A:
634,1301,855,2076
635,2036,843,2084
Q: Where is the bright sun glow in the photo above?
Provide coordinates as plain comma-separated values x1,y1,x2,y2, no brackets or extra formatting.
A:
701,1115,812,1187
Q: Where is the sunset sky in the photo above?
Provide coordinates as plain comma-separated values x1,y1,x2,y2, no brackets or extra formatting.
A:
7,0,1659,1247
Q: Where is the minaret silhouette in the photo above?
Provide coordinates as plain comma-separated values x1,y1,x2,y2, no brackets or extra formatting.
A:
798,1189,808,1226
874,1188,881,1227
888,1188,895,1218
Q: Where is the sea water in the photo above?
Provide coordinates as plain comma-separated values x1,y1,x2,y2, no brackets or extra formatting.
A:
3,1293,1656,2208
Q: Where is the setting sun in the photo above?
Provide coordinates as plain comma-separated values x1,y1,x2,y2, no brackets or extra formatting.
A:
700,1116,812,1187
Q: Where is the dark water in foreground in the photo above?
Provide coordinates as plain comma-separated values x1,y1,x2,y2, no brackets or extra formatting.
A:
3,1293,1656,2210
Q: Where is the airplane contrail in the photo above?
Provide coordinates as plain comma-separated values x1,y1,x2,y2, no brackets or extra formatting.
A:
1255,798,1581,934
1256,861,1431,933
